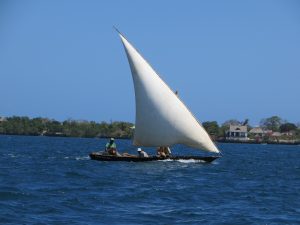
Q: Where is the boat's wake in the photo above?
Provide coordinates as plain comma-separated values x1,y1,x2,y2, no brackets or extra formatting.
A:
159,159,206,164
75,156,90,161
63,156,90,161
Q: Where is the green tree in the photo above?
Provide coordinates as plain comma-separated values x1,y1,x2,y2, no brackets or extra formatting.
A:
222,119,241,126
279,123,297,133
202,121,219,136
260,116,283,131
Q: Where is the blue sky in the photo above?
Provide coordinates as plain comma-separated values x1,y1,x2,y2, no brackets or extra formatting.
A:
0,0,299,126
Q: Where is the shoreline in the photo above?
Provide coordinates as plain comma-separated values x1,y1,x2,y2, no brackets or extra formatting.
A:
217,139,300,146
0,133,131,140
1,133,299,146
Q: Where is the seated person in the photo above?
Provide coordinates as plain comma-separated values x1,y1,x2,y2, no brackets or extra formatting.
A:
105,138,120,156
156,147,164,157
157,146,171,158
137,148,149,158
164,147,171,157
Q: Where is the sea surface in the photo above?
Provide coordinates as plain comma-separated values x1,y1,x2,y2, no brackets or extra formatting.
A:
0,135,299,225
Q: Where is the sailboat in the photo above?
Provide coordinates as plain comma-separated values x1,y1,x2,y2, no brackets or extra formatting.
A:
89,29,221,163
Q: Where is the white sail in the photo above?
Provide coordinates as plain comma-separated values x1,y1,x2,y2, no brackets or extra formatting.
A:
118,32,219,153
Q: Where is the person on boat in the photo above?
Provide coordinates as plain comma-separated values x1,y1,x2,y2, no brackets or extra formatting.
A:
156,147,165,157
105,138,120,156
156,146,171,158
165,147,171,156
137,148,149,158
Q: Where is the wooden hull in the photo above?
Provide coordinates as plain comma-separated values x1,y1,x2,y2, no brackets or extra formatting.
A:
89,152,220,163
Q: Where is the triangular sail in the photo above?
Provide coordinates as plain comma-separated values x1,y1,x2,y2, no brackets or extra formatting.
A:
118,32,219,153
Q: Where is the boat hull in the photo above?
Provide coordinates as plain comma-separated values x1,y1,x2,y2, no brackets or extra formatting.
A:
89,152,220,163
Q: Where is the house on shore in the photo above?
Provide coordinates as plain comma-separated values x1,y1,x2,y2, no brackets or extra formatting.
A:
0,117,7,122
248,127,297,142
271,132,282,137
249,127,265,141
226,125,248,141
249,127,264,137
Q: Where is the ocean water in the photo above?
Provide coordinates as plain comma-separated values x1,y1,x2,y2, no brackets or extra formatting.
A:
0,135,299,225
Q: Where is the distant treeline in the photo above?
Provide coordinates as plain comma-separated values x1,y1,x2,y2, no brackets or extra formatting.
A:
0,116,134,138
0,115,299,140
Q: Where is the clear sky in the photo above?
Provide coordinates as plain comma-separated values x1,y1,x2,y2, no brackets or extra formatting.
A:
1,0,299,126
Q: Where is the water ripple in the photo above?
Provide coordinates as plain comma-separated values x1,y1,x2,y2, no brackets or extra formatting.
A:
0,135,299,224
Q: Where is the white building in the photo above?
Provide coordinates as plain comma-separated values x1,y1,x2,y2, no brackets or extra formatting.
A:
226,125,248,141
0,117,7,122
